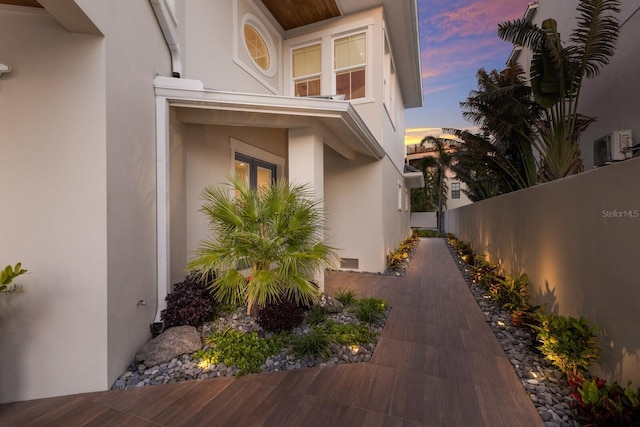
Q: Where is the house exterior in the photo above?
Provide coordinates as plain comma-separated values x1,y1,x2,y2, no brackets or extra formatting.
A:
0,0,422,403
405,142,472,229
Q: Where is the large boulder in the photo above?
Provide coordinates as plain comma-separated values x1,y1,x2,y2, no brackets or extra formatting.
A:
318,294,344,314
135,325,202,367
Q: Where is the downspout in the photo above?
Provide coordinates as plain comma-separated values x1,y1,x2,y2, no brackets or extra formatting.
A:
149,0,181,330
150,0,182,77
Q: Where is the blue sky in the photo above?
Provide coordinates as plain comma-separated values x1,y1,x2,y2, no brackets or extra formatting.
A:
405,0,534,145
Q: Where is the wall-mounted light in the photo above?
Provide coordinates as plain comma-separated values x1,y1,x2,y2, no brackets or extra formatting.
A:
0,61,11,78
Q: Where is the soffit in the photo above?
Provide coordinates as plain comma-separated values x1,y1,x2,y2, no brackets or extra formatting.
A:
0,0,42,7
260,0,341,31
154,77,384,160
260,0,422,108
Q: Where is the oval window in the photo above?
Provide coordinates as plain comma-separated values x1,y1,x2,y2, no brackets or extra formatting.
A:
244,24,270,71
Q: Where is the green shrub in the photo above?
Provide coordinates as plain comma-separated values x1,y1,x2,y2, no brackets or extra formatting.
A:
323,320,378,345
334,287,356,307
469,260,500,289
350,297,387,324
305,304,327,326
256,298,306,332
1,263,27,294
568,373,640,426
196,330,288,376
387,250,409,271
534,313,600,374
291,326,332,359
415,229,440,238
488,273,530,313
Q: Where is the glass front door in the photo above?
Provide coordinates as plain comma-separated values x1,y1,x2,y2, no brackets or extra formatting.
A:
234,153,276,190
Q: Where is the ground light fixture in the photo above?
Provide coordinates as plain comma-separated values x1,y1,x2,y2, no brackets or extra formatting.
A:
0,61,11,78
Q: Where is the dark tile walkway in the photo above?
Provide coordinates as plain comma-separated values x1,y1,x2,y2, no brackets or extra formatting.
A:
0,238,543,426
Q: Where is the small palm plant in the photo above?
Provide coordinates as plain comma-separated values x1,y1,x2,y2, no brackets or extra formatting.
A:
187,176,339,315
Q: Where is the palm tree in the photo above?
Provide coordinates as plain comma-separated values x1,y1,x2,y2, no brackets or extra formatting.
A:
419,136,452,234
459,65,541,189
187,176,339,315
498,0,620,181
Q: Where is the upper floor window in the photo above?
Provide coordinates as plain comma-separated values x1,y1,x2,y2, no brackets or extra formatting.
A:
244,24,271,72
451,182,461,199
293,44,321,97
334,32,366,100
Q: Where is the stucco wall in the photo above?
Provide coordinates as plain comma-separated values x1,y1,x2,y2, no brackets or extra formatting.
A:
0,7,108,402
93,0,172,386
446,157,640,385
181,0,282,94
578,3,640,170
169,122,287,284
324,148,386,272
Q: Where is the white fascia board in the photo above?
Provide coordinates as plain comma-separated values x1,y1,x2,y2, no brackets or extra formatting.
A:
153,79,385,159
382,0,422,108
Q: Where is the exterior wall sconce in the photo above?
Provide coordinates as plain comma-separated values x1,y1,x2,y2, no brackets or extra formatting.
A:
0,61,11,78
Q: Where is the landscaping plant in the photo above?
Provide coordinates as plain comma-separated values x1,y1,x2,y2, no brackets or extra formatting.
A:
256,298,305,332
333,287,356,307
350,297,387,324
534,313,600,374
195,330,288,376
305,304,327,326
323,320,378,346
291,326,332,359
568,373,640,426
187,175,339,315
488,273,530,313
161,273,217,329
1,262,27,294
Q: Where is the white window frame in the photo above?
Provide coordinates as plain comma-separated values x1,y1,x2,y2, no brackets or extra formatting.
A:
240,14,277,78
332,29,371,102
283,18,373,101
291,41,322,97
383,32,397,126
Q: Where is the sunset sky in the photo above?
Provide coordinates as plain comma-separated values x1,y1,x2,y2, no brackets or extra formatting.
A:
404,0,534,145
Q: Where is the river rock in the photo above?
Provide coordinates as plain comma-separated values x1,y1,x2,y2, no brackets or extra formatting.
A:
135,325,202,367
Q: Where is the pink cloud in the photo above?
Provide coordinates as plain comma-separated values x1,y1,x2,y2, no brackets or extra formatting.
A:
425,0,529,43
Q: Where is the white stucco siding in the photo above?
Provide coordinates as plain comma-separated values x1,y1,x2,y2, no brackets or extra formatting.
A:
181,0,283,94
324,148,386,272
168,123,287,284
0,7,108,402
381,157,412,258
93,0,172,387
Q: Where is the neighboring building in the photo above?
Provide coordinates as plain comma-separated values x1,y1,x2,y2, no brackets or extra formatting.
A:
507,0,640,170
405,142,472,229
0,0,422,402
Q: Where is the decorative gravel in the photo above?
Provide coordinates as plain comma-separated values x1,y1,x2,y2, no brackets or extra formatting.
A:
111,306,389,390
446,240,581,427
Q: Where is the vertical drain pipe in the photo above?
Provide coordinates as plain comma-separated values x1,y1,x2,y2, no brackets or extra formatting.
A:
149,0,182,332
150,0,182,78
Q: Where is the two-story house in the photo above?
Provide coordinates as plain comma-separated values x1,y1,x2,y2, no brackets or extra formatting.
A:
0,0,422,402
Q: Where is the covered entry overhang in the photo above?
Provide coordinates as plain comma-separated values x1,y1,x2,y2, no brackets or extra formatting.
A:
153,76,384,321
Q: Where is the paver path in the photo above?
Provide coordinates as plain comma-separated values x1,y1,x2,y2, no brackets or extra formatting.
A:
0,238,543,426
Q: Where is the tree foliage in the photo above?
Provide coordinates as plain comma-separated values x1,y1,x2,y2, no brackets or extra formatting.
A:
498,0,620,182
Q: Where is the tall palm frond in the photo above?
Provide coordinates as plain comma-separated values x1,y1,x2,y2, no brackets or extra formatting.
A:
497,0,620,182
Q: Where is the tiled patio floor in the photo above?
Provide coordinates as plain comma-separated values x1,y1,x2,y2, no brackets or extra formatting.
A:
0,238,543,426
